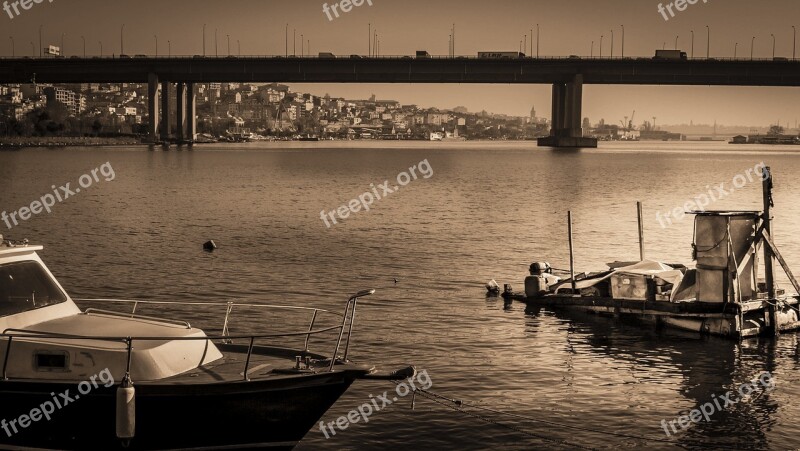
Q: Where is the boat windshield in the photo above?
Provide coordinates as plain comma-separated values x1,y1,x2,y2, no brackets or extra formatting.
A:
0,261,67,316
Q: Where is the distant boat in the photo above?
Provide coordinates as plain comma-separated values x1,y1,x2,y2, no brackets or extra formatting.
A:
428,131,444,141
299,134,321,141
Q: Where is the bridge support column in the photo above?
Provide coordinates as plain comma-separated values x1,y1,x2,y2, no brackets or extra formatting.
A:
186,82,196,143
147,73,160,143
176,83,187,143
161,81,171,142
538,74,597,148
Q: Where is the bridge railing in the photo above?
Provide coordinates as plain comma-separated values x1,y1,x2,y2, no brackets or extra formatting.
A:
0,54,794,62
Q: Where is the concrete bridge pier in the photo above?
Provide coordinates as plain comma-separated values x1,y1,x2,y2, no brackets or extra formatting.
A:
185,82,196,144
161,81,171,142
147,73,160,143
538,74,598,148
176,83,186,143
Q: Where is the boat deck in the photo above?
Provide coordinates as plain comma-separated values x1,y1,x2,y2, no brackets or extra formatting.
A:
159,344,334,384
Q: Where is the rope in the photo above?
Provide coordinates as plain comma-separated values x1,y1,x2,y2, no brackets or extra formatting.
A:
401,385,746,450
397,383,595,450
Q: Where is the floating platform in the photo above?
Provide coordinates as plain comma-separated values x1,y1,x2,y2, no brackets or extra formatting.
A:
502,166,800,340
506,293,800,339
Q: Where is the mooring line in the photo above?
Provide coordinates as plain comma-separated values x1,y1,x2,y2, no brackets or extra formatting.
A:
399,384,746,450
392,381,595,450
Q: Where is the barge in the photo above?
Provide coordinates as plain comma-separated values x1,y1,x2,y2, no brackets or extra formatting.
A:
504,166,800,339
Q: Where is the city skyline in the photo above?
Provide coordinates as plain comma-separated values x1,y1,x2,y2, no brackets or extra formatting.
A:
3,0,800,125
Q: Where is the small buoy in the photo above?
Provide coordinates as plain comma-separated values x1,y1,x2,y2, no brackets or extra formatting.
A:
486,279,501,296
203,240,217,252
394,278,398,284
116,375,135,443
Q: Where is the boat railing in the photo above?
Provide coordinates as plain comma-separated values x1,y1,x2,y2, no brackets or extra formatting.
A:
72,298,345,347
0,290,376,381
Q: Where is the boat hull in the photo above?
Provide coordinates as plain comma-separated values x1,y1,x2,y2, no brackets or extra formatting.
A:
0,370,357,450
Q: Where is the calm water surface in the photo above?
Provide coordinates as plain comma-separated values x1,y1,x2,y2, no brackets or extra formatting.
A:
1,141,800,450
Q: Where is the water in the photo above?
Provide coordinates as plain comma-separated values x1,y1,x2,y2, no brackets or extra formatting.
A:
1,141,800,450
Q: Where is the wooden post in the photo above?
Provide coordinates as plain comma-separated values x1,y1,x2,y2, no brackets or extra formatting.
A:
568,211,576,293
637,201,645,261
762,166,779,336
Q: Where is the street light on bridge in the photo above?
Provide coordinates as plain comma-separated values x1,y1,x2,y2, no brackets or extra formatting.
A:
30,41,34,57
120,24,125,55
81,35,85,58
751,36,756,61
8,37,14,57
793,26,796,60
99,41,103,57
705,25,710,59
203,24,207,57
227,34,231,57
675,35,679,50
610,29,614,58
154,35,158,57
61,33,65,57
690,30,694,58
620,25,624,58
771,33,776,59
38,25,42,57
734,42,738,59
599,35,603,58
168,40,171,57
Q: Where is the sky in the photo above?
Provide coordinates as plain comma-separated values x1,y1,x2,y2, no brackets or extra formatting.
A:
3,0,800,126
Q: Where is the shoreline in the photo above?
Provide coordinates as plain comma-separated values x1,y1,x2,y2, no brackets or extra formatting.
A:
0,136,142,148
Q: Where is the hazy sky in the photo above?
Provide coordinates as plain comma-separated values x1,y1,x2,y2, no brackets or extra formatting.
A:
4,0,800,126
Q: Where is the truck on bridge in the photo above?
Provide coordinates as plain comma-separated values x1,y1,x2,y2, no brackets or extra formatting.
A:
653,50,688,60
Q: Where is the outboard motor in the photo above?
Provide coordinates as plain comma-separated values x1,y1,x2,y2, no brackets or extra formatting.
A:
525,261,559,298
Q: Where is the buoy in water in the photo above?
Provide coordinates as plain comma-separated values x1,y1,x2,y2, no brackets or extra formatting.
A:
203,240,217,252
486,279,501,296
116,375,135,443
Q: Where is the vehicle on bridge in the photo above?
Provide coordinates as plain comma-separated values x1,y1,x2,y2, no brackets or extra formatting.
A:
416,50,431,59
478,52,526,59
653,49,688,60
319,52,336,58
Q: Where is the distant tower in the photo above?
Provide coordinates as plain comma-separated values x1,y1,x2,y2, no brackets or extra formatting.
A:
530,105,537,122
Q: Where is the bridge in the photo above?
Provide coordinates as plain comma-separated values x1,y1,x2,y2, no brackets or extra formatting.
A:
2,56,799,146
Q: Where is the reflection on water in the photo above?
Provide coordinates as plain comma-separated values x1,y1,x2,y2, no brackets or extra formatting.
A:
1,141,799,450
